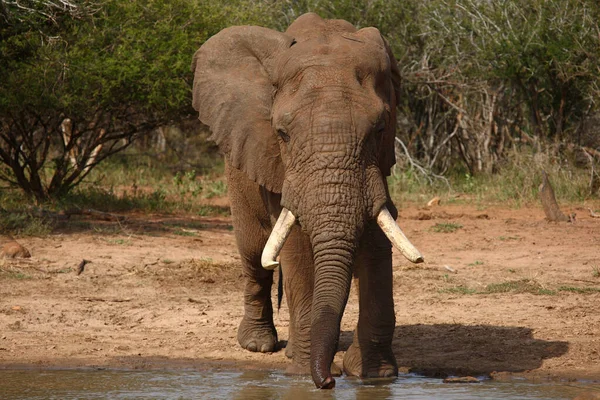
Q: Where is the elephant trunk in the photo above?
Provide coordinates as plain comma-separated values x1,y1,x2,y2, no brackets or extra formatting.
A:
309,227,356,389
282,165,364,388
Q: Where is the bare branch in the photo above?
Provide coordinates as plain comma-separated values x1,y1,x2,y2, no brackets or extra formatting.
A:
394,137,451,189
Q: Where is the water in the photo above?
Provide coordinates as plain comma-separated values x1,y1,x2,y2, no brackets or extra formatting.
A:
0,369,596,400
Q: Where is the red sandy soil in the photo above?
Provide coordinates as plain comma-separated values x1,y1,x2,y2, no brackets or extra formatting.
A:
1,201,599,382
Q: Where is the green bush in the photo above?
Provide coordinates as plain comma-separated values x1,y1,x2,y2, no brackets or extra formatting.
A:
1,0,598,203
0,0,273,200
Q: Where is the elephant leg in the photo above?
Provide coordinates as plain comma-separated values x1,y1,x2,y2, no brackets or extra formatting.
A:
279,225,313,371
227,164,278,353
343,220,398,378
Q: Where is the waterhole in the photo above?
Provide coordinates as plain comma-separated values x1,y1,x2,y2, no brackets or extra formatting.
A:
0,369,596,399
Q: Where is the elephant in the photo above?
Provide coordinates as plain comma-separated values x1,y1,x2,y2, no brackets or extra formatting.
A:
191,13,423,389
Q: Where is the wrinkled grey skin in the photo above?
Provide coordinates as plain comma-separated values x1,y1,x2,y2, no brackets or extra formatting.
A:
192,13,402,389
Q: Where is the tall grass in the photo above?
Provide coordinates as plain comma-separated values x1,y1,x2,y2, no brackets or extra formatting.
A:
0,154,230,236
2,145,597,237
53,149,228,213
389,148,596,207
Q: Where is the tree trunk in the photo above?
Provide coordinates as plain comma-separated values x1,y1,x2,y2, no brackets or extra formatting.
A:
539,171,569,222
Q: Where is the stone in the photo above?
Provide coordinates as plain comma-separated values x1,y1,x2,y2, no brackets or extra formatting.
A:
0,238,31,259
443,376,480,383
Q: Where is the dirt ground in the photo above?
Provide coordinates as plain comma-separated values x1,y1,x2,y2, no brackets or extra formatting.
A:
1,200,600,383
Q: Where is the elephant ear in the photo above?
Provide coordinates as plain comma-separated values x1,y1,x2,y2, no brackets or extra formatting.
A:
192,26,294,192
379,36,400,176
355,28,400,177
380,36,402,177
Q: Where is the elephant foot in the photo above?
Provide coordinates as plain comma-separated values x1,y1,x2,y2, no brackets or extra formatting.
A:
342,342,398,378
237,317,278,353
285,361,342,377
285,337,293,358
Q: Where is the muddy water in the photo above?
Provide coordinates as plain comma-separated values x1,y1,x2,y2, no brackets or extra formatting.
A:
0,369,596,400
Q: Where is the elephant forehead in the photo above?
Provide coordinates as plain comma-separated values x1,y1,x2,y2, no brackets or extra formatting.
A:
277,35,389,83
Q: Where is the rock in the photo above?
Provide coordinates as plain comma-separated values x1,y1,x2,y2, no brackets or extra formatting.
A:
427,197,441,207
443,376,480,383
415,212,432,220
7,321,22,331
443,265,457,274
489,371,513,381
77,259,90,275
589,208,600,218
0,239,31,259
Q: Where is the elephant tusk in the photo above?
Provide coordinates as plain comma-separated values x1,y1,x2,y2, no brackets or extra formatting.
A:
261,208,296,270
377,206,424,263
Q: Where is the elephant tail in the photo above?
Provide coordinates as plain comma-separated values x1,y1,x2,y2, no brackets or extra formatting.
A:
277,265,283,311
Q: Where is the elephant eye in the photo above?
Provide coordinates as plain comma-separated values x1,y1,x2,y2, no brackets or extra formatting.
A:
277,129,290,143
374,120,386,134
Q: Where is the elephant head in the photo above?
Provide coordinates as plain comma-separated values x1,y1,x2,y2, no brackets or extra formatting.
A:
192,13,422,388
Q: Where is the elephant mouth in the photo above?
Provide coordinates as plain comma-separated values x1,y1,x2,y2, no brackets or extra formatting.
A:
260,206,423,270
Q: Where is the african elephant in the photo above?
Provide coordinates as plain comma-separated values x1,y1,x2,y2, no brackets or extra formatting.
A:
191,13,423,389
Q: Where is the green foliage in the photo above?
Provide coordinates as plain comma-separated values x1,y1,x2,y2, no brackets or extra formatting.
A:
442,279,557,296
0,0,273,199
441,286,477,295
0,188,54,235
468,260,484,266
407,0,599,133
203,179,227,199
558,286,600,294
0,211,53,237
104,238,131,246
431,222,463,233
1,0,272,119
0,270,33,280
173,170,203,200
388,144,594,206
172,229,198,237
58,155,229,214
197,205,230,217
2,0,599,201
481,279,556,295
484,279,551,295
369,0,600,179
498,236,521,242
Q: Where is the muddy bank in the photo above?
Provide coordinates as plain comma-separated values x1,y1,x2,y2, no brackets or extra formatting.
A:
1,203,599,382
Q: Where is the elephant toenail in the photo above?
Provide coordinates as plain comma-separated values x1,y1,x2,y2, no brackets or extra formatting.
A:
260,343,271,352
247,342,257,352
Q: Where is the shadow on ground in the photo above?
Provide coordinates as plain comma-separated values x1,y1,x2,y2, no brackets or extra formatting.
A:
340,324,568,377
